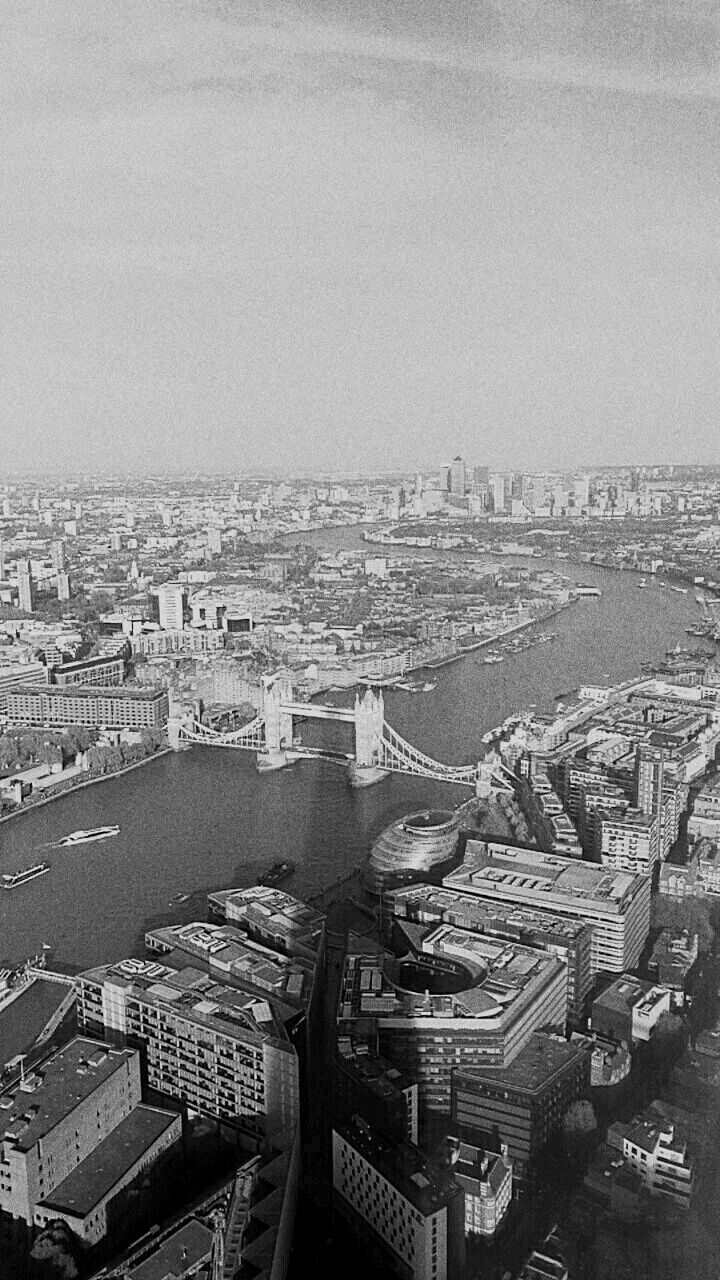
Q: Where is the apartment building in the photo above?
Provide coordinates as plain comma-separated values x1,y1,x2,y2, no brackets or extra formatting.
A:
0,660,49,714
7,685,169,730
596,809,658,876
76,957,299,1136
51,655,125,687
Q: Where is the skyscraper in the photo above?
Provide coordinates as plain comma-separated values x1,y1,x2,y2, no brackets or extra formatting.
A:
491,474,506,513
57,571,71,601
17,558,34,612
449,456,466,495
51,539,65,572
157,581,186,630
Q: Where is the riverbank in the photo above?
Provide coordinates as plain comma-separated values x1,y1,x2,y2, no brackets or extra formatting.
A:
0,746,173,832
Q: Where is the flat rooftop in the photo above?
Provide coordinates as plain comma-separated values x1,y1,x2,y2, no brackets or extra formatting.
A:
80,959,292,1052
38,1105,179,1219
126,1219,214,1280
387,883,590,944
208,885,325,955
145,922,314,1010
336,1117,458,1216
593,975,667,1016
339,932,564,1029
11,684,164,702
454,1031,589,1096
0,1038,136,1153
447,840,645,914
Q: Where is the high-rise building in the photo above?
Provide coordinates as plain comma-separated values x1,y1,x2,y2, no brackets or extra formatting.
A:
445,841,652,977
16,558,34,613
596,808,658,876
451,1033,591,1181
491,474,506,514
449,456,466,496
50,539,65,572
157,580,186,630
76,956,300,1136
332,1117,465,1280
0,536,5,579
635,744,665,817
56,571,70,602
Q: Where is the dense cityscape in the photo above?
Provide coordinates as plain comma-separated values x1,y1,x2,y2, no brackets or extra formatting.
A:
2,465,720,1279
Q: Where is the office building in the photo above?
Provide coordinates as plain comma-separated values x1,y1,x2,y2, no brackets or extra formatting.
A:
333,1049,419,1145
0,1038,179,1245
591,975,671,1045
7,684,169,730
451,1033,591,1181
157,581,186,631
76,956,300,1136
386,883,592,1021
332,1116,465,1280
491,474,506,514
518,1247,568,1280
338,933,568,1116
444,1138,512,1238
445,841,651,977
16,559,34,613
449,456,466,496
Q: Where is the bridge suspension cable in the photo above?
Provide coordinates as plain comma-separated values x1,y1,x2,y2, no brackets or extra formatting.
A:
378,721,478,786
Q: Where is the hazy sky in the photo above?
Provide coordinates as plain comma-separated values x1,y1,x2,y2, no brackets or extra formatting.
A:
3,0,720,475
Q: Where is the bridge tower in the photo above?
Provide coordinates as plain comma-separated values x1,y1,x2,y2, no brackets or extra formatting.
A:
259,671,294,770
349,688,389,788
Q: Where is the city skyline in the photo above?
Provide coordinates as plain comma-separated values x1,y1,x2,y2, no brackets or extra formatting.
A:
4,0,720,473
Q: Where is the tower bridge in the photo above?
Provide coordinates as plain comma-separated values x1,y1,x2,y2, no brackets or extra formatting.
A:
169,671,512,796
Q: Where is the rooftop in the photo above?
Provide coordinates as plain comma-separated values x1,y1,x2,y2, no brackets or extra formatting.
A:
336,1116,459,1217
387,882,590,944
10,683,165,702
126,1220,214,1280
0,1039,136,1154
207,885,325,956
447,840,645,914
38,1105,179,1218
80,959,292,1051
454,1032,589,1097
145,922,314,1011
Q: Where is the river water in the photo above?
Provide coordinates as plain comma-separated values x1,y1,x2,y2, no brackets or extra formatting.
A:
0,531,709,970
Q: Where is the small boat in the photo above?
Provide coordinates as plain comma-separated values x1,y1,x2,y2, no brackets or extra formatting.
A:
259,860,296,887
170,892,191,905
484,654,504,664
422,681,437,692
58,826,120,847
638,579,647,589
2,864,50,890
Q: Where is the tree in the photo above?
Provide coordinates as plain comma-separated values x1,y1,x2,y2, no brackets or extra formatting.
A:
562,1099,598,1165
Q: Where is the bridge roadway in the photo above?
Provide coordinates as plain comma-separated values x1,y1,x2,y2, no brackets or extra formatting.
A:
280,701,356,722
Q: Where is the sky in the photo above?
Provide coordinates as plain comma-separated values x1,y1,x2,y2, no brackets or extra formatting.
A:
2,0,720,475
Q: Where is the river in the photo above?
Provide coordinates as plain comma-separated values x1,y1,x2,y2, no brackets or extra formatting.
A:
0,531,709,971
